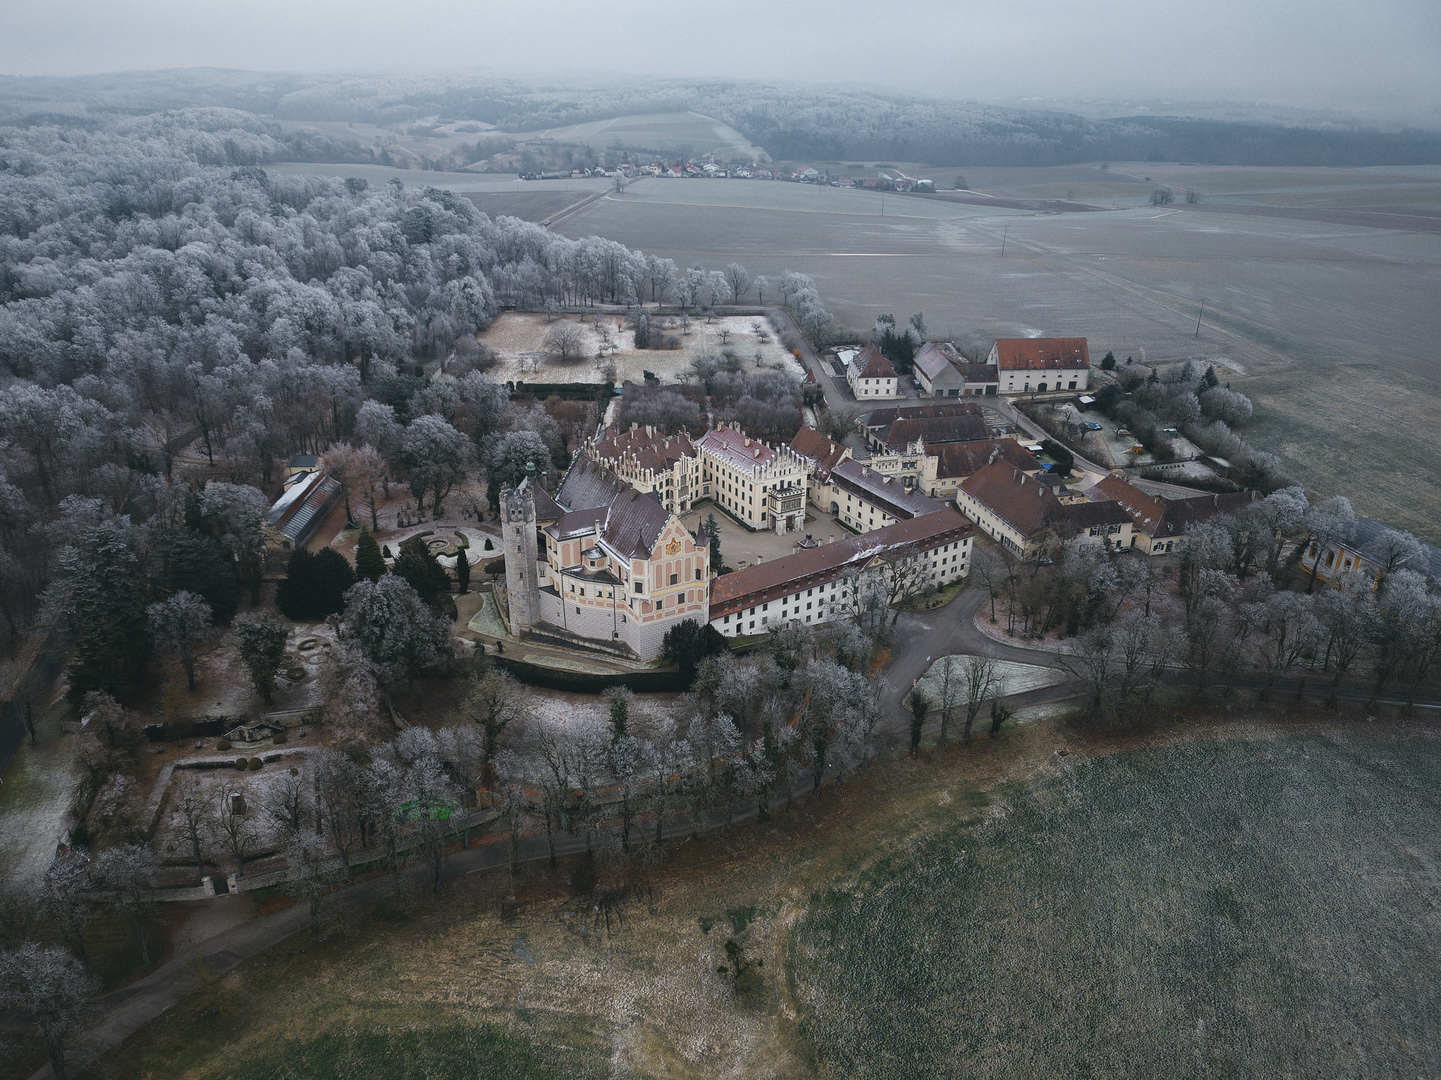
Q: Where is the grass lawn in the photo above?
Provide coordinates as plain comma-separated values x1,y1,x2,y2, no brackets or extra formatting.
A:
899,576,967,610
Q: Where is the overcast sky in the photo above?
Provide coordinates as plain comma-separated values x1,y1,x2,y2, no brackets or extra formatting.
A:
3,0,1438,121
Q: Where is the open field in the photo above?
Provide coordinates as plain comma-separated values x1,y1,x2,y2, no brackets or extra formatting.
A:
551,173,1441,540
91,710,1441,1080
476,312,802,386
265,158,1441,535
792,727,1441,1078
507,110,768,161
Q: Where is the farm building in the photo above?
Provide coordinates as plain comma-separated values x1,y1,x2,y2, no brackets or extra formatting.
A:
846,345,901,400
1086,474,1259,555
987,337,1091,395
956,462,1130,556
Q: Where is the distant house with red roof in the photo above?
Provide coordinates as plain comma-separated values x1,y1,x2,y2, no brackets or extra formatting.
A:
846,345,900,400
987,337,1091,395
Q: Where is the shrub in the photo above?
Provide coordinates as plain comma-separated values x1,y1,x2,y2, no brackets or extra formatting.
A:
272,732,287,745
235,757,247,770
248,757,262,771
216,739,232,751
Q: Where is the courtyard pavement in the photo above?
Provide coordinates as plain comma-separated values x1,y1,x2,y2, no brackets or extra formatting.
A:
680,504,843,570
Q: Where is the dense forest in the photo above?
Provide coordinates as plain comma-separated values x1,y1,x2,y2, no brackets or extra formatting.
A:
0,109,820,654
2,72,1438,168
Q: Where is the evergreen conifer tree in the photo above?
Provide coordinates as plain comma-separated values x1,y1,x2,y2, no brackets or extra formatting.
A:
355,529,386,582
704,512,723,573
455,549,471,595
394,536,451,608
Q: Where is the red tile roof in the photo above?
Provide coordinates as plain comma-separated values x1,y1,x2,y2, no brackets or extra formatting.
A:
864,402,984,428
592,426,695,475
709,510,972,618
1087,473,1169,535
930,439,1040,480
992,338,1091,372
959,462,1065,536
882,414,991,449
852,345,898,381
788,426,849,481
695,425,784,473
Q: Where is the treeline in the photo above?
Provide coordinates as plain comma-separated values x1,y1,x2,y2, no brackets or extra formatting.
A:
975,489,1441,720
5,73,1437,170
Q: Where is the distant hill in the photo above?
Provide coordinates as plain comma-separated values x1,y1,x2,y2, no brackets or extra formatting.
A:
1,71,1438,169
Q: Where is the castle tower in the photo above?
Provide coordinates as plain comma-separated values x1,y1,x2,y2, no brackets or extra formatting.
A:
501,462,540,632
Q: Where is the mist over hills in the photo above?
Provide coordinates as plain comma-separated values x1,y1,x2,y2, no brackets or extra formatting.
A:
1,70,1438,169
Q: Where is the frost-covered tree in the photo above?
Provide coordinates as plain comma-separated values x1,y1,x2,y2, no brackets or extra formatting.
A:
399,414,470,515
147,590,213,691
0,943,98,1080
232,612,288,705
338,576,451,697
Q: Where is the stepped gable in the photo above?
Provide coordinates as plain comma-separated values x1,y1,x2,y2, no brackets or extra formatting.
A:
992,337,1090,371
709,510,972,619
592,425,695,472
931,439,1039,480
695,424,780,472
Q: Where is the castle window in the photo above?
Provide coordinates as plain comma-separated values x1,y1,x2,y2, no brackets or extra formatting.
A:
670,573,678,585
634,581,643,592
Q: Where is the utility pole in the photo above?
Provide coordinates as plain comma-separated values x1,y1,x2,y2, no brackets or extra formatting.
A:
1195,300,1205,338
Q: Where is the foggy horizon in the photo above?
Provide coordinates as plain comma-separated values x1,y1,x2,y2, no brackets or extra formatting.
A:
3,0,1439,125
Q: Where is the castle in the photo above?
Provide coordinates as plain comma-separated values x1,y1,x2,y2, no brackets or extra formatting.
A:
500,420,975,661
502,457,710,661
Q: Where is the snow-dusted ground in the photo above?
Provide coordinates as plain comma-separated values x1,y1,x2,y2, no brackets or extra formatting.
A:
477,313,802,385
152,750,317,861
0,735,80,891
916,656,1067,702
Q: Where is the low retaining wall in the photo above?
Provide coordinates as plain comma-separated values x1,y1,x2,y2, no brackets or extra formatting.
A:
493,654,689,694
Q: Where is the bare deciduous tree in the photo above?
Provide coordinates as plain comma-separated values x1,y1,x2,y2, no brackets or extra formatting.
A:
0,943,99,1080
92,844,158,965
543,321,586,364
